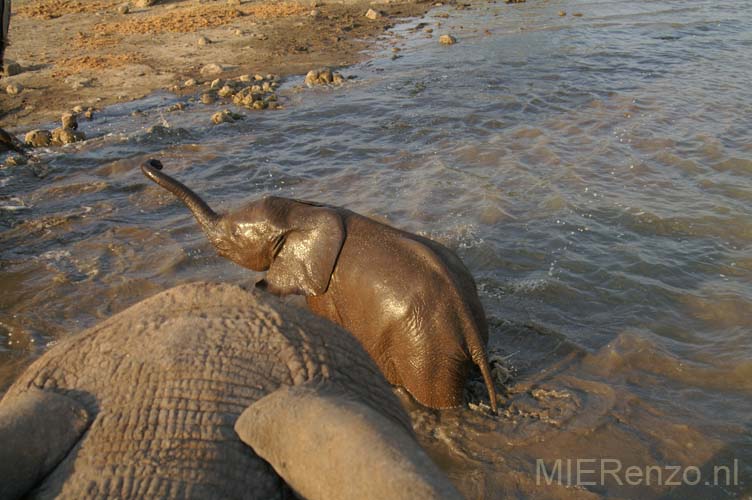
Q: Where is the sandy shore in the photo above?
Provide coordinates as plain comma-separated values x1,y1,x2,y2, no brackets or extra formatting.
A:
1,0,433,130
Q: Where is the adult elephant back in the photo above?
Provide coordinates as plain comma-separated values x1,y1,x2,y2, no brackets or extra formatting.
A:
0,282,461,499
1,0,9,70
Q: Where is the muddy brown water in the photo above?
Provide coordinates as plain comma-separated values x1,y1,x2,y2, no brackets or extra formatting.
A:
1,0,751,498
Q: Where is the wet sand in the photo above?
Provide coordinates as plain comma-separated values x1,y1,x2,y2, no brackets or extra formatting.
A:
1,0,432,129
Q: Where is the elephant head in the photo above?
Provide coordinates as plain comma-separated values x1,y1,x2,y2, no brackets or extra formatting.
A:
0,282,461,500
141,159,344,296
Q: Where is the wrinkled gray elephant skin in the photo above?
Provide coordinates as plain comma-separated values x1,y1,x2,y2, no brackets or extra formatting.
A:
0,282,461,500
141,159,498,413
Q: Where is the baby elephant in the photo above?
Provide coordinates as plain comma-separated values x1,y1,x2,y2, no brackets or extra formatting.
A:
0,282,461,500
141,159,497,412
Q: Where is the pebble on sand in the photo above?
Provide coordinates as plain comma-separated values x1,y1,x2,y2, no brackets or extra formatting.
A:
200,64,224,77
51,127,86,146
24,129,53,148
184,78,197,87
197,36,211,47
211,109,243,125
134,0,158,7
3,61,22,77
117,4,130,14
6,83,22,95
304,68,345,87
439,34,456,45
61,113,79,130
218,85,235,98
365,8,382,20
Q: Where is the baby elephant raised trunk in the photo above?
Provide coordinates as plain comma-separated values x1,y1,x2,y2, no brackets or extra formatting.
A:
141,159,221,237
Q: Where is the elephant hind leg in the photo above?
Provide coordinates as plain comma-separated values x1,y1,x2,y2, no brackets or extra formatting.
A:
397,357,469,411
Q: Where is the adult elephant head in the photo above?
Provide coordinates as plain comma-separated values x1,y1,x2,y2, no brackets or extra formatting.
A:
0,282,461,500
141,159,498,413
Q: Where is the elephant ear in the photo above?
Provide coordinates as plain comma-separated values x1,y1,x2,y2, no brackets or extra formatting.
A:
264,204,345,296
234,383,461,500
0,387,90,499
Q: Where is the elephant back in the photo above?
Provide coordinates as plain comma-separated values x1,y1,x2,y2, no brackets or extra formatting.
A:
3,282,408,499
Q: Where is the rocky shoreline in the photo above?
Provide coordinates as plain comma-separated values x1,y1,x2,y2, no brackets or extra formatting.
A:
1,0,435,130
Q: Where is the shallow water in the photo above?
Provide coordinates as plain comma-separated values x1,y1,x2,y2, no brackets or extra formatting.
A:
1,0,751,497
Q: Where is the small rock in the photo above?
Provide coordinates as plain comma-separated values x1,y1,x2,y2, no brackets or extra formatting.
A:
239,74,252,82
146,124,168,134
84,108,95,120
304,69,319,87
65,76,93,90
72,105,84,113
332,73,345,85
3,61,22,77
254,74,265,81
5,155,27,167
439,34,456,45
197,36,211,47
558,10,566,16
211,109,243,124
6,83,22,95
365,8,382,20
319,68,334,84
200,63,223,77
233,29,243,36
218,85,234,98
24,129,52,148
424,27,433,33
184,78,197,87
311,0,320,6
228,0,241,5
310,9,320,17
505,0,525,3
51,127,85,146
167,103,186,112
134,0,157,7
200,93,216,105
62,113,78,130
118,3,130,14
210,78,223,89
573,12,583,17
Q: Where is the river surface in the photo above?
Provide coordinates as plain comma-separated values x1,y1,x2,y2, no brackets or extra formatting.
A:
1,0,751,498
